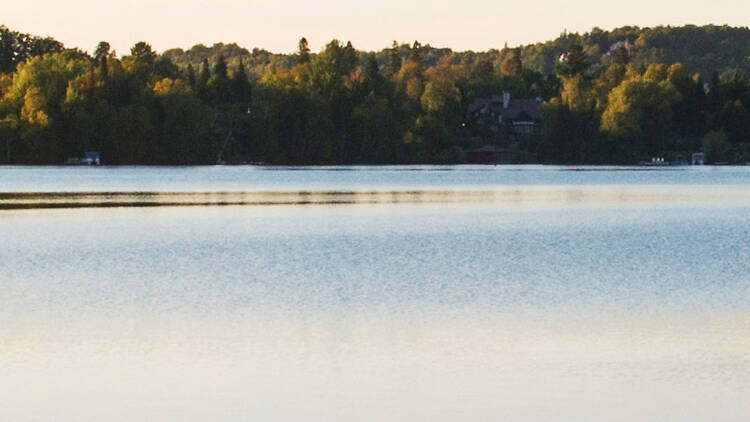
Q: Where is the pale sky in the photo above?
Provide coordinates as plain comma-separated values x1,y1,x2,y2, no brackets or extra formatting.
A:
4,0,749,55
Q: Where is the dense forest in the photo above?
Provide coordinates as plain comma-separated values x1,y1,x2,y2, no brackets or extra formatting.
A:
2,24,750,165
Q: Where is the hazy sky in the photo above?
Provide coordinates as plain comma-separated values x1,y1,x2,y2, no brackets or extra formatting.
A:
4,0,749,55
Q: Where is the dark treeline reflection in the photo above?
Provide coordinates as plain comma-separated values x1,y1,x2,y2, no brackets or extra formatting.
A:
3,24,750,165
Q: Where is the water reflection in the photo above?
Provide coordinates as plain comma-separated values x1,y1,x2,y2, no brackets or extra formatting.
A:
3,185,750,209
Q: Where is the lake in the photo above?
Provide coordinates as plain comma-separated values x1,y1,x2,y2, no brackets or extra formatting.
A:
1,165,749,421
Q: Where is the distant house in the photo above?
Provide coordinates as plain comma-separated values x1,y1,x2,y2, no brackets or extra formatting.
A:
465,92,542,137
606,39,632,57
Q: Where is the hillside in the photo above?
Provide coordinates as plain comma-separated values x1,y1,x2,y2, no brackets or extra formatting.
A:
3,23,750,166
520,25,750,77
158,25,750,78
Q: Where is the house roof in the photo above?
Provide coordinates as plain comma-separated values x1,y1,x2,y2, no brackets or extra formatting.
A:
503,99,541,120
466,95,505,115
466,95,541,121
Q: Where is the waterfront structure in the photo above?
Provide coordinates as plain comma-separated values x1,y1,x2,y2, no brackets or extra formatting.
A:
65,151,101,165
466,145,517,164
465,92,542,137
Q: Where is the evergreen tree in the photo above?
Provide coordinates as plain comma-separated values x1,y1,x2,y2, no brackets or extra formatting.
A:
94,41,110,64
557,44,589,77
197,58,211,102
296,37,311,65
0,26,15,73
213,55,228,80
185,63,196,89
98,54,109,81
500,47,522,76
470,59,494,82
207,55,231,105
29,37,63,57
363,54,384,94
129,41,156,66
231,58,252,103
409,41,423,69
386,41,401,78
154,56,179,79
199,58,211,86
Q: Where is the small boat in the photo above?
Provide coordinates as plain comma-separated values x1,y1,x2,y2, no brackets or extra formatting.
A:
672,155,688,166
65,151,101,165
638,157,670,166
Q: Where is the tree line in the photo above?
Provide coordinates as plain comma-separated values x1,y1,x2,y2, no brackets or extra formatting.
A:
2,24,750,165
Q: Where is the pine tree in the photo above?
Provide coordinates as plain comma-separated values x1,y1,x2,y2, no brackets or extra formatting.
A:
500,47,522,76
98,55,108,81
386,41,401,78
199,59,210,85
185,63,196,89
363,54,383,93
94,41,110,64
213,55,228,80
197,58,211,102
129,41,156,66
231,58,252,103
409,41,423,68
0,25,15,73
296,37,310,65
557,44,589,77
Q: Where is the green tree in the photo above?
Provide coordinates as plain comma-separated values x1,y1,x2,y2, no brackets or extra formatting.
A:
29,37,63,57
213,54,228,79
310,39,358,99
500,47,522,76
185,63,196,89
0,114,19,162
0,26,62,73
351,94,398,162
129,41,157,66
421,59,460,114
207,55,230,104
296,37,311,65
152,78,213,163
124,42,157,83
196,58,211,101
701,130,729,163
94,41,110,64
613,46,629,65
0,26,15,73
408,41,423,71
561,75,591,112
386,41,402,78
198,58,211,85
362,54,384,94
230,58,252,103
719,99,750,144
601,76,680,156
557,44,589,77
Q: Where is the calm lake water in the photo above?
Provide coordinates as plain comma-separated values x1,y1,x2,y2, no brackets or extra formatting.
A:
1,166,749,421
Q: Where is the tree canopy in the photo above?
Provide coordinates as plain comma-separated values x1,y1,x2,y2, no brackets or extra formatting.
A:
3,24,750,165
